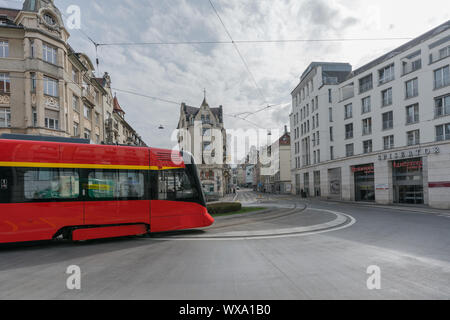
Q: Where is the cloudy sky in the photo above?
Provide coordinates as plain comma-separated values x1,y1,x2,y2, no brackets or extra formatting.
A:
2,0,449,149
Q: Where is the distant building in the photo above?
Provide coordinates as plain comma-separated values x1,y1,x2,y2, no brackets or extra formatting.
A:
177,95,230,198
290,21,450,209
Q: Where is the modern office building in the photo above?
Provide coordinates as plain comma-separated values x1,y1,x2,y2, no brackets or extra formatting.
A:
290,21,450,209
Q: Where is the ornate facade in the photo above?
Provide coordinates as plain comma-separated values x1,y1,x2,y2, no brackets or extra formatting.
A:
0,0,145,146
177,96,230,198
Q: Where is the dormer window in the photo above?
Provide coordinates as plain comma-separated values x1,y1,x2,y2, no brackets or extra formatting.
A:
43,13,56,26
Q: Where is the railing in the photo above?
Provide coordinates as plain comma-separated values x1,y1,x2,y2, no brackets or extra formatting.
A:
359,82,373,94
362,127,372,135
402,60,421,75
379,74,394,85
341,86,354,101
82,88,96,106
383,120,393,130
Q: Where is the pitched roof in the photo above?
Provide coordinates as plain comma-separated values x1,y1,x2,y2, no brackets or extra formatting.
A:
0,8,21,28
113,96,125,114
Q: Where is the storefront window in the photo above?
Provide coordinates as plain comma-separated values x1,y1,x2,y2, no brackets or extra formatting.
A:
393,158,423,204
352,164,375,201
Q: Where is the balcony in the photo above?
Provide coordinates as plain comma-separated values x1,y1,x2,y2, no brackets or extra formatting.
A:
340,84,354,101
82,88,96,106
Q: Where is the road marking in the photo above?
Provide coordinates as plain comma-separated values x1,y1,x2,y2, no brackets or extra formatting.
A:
149,209,356,241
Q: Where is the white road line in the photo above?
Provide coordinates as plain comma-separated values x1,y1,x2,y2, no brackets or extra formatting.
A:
149,210,356,241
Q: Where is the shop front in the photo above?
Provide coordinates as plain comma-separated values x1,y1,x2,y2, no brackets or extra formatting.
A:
352,164,375,201
392,158,423,204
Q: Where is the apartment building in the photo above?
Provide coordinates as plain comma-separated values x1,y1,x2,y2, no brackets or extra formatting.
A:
259,128,291,193
177,96,230,197
0,0,145,146
290,21,450,209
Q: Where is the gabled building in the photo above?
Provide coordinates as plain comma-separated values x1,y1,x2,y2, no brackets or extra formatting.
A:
177,96,230,198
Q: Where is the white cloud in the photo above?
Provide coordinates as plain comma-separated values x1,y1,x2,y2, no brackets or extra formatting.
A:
3,0,448,152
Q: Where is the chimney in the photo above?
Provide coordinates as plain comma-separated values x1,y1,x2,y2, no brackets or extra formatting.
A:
284,125,288,134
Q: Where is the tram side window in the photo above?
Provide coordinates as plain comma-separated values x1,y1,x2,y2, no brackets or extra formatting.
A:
118,171,145,199
88,170,117,199
158,169,198,201
88,170,144,200
24,169,79,200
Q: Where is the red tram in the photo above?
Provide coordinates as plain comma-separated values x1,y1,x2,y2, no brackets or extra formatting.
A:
0,136,214,244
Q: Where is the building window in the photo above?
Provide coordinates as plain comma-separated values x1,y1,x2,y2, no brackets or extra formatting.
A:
403,59,422,75
72,95,79,112
344,103,353,119
346,143,354,157
32,107,37,127
407,130,420,146
72,68,78,83
439,46,450,60
43,76,58,97
0,73,10,93
383,135,394,150
329,107,333,122
361,96,371,114
330,146,334,160
202,128,211,136
436,123,450,141
84,128,91,140
345,123,353,139
84,105,91,119
203,142,212,152
405,78,418,99
0,40,9,58
0,107,11,128
42,43,57,65
30,72,36,92
73,122,79,136
363,140,373,154
329,127,334,142
44,117,59,130
379,64,395,85
406,104,419,124
381,87,393,107
95,112,100,125
362,118,372,135
328,89,332,103
434,65,450,89
201,114,211,124
382,111,394,130
43,13,57,26
359,74,373,94
30,40,35,58
435,94,450,117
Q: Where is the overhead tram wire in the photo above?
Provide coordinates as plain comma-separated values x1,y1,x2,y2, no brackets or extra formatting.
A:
95,37,415,47
207,0,267,105
10,73,447,137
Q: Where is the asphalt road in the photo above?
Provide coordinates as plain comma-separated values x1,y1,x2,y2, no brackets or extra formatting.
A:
0,190,449,299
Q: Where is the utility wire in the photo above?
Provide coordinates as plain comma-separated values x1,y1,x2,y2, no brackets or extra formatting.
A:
96,38,414,47
207,0,267,105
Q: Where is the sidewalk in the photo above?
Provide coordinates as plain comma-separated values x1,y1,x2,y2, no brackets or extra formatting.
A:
311,198,450,217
